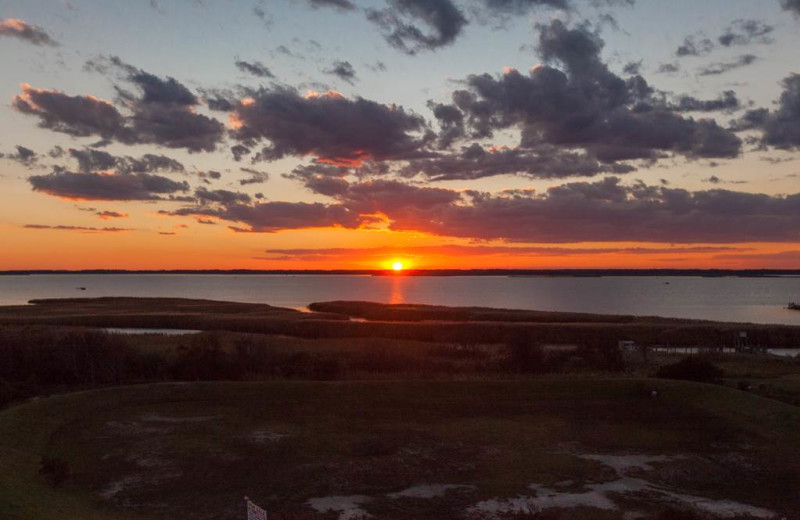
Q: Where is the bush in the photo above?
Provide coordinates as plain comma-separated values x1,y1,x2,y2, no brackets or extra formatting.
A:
656,357,724,383
506,336,545,374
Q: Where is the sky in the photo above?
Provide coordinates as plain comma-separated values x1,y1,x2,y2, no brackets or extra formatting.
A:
0,0,799,270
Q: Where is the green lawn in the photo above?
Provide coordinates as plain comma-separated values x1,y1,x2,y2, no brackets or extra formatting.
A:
2,379,799,520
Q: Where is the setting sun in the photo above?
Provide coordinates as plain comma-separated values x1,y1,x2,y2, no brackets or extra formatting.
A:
392,261,404,271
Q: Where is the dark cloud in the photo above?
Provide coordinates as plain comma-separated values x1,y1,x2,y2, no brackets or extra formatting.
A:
622,60,642,75
67,148,184,174
168,201,357,233
0,18,57,46
325,60,358,84
230,86,431,164
235,59,275,78
718,19,774,47
163,176,800,243
479,0,569,15
366,0,468,54
96,211,128,219
780,0,800,16
440,21,741,165
697,54,758,76
400,144,634,181
305,0,356,10
262,244,747,261
737,74,800,150
284,163,351,197
671,91,740,113
239,167,270,185
13,84,128,140
676,36,714,57
4,145,37,166
81,56,225,152
23,224,131,232
195,187,251,205
14,70,224,153
28,171,189,200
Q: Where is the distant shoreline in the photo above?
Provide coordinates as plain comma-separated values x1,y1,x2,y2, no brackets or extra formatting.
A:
1,269,799,277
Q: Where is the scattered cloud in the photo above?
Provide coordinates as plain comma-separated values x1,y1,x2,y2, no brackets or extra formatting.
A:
366,0,468,55
235,59,275,78
0,18,57,46
697,54,758,76
28,171,189,201
325,60,358,84
23,224,131,232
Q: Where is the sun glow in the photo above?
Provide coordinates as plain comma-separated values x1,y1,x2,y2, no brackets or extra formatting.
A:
392,261,404,271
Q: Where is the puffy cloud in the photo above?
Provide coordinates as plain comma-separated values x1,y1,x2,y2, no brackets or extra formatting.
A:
737,73,800,150
325,60,358,84
230,86,431,164
13,84,128,140
28,171,189,200
0,18,57,46
235,59,275,78
366,0,468,54
441,21,741,163
14,73,224,153
697,54,758,76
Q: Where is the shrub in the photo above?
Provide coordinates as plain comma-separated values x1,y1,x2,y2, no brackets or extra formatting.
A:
656,357,725,383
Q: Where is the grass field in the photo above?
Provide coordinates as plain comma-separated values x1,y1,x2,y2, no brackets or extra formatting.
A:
2,379,800,520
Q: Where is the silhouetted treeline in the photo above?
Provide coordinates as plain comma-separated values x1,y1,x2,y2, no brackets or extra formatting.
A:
0,326,630,408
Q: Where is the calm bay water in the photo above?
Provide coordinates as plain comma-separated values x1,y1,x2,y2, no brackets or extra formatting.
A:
1,274,800,326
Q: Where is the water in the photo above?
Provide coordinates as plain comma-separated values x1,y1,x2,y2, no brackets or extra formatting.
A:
1,274,800,326
103,328,201,335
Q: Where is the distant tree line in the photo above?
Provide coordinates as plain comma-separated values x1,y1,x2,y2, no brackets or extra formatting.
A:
0,327,636,408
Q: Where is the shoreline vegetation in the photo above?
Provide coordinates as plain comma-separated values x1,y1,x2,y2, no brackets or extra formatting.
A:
1,268,800,277
1,298,800,519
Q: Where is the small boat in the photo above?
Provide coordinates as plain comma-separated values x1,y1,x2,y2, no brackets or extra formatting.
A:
789,302,800,310
77,287,87,291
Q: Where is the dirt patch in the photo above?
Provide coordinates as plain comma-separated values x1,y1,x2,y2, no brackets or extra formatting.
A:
468,453,777,519
387,484,475,499
307,495,371,520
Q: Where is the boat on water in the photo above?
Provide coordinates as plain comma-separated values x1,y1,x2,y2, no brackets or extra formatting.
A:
789,302,800,310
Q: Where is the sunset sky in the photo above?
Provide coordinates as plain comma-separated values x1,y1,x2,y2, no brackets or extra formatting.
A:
1,0,799,270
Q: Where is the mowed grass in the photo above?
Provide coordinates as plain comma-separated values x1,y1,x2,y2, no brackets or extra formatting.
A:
2,379,800,520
